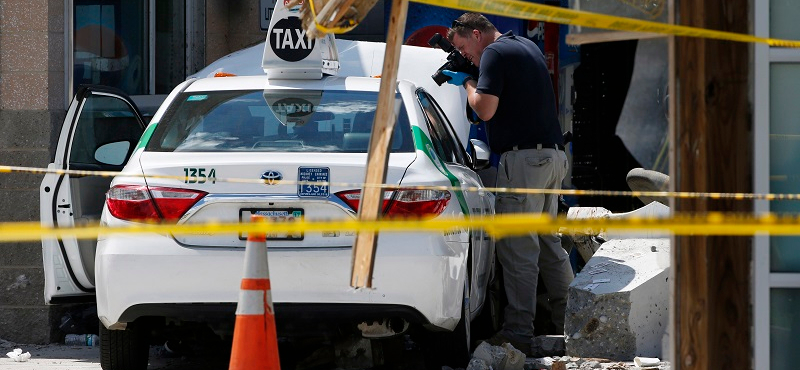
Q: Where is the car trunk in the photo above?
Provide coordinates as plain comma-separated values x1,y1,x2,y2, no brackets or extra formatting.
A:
135,151,416,248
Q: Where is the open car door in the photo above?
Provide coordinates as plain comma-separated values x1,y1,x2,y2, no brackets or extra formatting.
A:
40,86,145,303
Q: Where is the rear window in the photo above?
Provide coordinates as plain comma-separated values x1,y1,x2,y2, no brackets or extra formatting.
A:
145,89,414,153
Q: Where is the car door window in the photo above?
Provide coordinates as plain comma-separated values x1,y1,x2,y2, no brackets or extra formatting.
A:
417,90,469,166
426,92,472,167
69,93,144,169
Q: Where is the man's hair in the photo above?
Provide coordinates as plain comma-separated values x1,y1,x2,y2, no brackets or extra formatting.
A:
447,13,497,41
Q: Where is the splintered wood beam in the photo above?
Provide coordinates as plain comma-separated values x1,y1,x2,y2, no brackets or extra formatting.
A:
350,0,408,288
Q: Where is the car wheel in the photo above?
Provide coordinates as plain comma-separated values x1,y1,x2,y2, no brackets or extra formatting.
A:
423,277,471,369
472,255,505,340
100,321,149,370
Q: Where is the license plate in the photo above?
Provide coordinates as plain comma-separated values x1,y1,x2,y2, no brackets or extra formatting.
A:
297,167,329,197
239,208,303,240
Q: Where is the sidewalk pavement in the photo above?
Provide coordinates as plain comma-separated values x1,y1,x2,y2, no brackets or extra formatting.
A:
2,343,100,370
1,341,227,370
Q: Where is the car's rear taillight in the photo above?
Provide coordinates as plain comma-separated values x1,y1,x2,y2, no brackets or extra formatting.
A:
106,185,207,222
335,190,393,213
335,189,451,219
106,185,159,221
385,189,451,218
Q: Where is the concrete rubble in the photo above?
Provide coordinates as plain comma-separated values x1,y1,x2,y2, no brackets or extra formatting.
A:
454,198,673,370
564,238,670,360
562,202,671,361
543,356,670,370
468,341,526,370
446,342,671,370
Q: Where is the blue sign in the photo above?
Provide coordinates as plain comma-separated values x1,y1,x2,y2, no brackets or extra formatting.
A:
297,167,330,197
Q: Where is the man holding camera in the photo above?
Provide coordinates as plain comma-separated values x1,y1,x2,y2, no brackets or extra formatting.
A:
442,13,572,356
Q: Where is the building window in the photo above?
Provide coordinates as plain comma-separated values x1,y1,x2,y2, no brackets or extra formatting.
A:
68,0,205,99
755,0,800,368
766,61,800,370
155,1,185,94
73,0,147,94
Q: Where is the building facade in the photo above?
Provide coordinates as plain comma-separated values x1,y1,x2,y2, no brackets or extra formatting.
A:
754,1,800,369
0,0,267,344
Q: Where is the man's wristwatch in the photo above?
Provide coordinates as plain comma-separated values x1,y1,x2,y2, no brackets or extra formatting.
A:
462,76,474,87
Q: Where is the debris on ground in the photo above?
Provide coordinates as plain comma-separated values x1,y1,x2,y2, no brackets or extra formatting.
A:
469,341,526,370
527,356,671,370
532,335,566,357
5,348,32,362
443,342,673,370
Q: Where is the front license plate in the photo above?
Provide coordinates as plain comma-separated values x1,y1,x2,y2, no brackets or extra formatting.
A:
239,208,304,240
297,167,329,197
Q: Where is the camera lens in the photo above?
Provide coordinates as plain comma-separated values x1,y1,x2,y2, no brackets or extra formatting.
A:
427,33,454,53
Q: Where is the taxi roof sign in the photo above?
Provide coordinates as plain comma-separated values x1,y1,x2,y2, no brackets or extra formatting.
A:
262,0,339,79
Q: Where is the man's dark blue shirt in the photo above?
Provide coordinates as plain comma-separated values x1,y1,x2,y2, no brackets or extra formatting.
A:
476,31,562,154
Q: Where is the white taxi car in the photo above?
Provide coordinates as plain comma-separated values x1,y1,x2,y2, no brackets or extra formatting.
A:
40,3,495,369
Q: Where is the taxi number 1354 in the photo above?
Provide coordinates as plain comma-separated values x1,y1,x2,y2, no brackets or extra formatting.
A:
183,168,216,184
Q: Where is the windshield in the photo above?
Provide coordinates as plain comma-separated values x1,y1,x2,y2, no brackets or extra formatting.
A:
145,89,414,153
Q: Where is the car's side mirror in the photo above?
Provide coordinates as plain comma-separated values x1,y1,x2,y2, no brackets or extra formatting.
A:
95,141,131,166
469,139,491,171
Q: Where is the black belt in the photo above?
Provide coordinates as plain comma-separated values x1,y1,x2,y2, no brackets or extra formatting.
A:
504,143,565,152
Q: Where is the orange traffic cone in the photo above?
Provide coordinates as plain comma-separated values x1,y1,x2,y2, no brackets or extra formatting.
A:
229,217,280,370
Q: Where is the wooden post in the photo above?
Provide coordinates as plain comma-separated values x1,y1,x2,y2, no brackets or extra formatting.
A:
350,0,408,288
672,0,752,368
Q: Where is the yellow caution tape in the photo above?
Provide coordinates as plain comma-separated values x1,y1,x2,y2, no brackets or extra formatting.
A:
6,164,800,201
411,0,800,48
7,212,800,242
770,134,800,141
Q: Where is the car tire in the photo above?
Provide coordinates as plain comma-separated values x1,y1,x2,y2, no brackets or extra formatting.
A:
422,278,471,369
100,321,149,370
471,262,504,340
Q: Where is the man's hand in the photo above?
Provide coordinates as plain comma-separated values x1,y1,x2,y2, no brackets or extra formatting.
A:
442,70,472,87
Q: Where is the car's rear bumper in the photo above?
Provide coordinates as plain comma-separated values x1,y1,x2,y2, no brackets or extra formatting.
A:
117,302,429,336
95,231,467,331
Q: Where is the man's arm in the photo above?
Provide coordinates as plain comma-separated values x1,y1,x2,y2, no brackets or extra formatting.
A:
464,79,499,121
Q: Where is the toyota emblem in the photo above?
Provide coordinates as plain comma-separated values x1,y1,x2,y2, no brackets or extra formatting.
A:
261,170,283,185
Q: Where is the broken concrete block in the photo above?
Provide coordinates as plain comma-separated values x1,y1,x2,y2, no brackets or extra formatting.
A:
604,202,670,240
626,168,669,206
524,356,554,369
549,357,626,370
473,341,508,369
577,360,601,369
467,357,492,370
569,234,604,264
502,342,526,370
661,327,670,362
634,356,661,367
564,206,612,239
564,238,670,360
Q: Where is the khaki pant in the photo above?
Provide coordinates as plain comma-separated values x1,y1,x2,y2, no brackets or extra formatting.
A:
495,147,572,344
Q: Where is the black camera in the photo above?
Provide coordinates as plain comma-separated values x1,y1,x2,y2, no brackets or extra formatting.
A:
428,33,479,86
